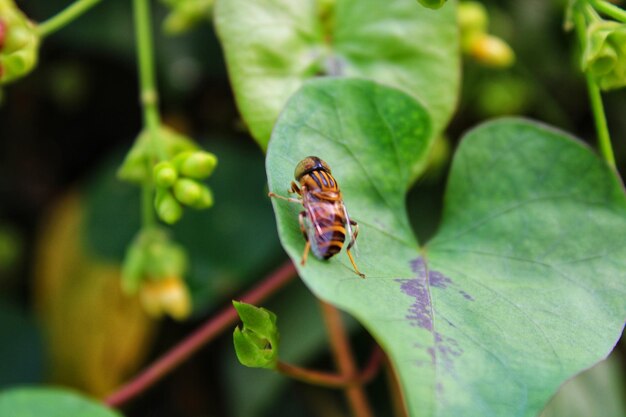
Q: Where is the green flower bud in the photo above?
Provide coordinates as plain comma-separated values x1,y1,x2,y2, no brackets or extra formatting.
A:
155,188,183,224
145,237,187,278
122,227,186,294
188,185,213,209
153,161,178,188
416,0,447,10
582,21,626,91
173,178,202,206
180,151,218,179
171,150,194,170
122,228,191,319
0,0,40,85
232,301,279,369
118,126,198,184
458,1,488,36
161,0,214,35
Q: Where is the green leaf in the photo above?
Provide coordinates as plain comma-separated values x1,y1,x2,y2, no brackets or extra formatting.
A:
266,78,626,416
540,348,626,417
233,301,280,369
214,0,459,151
0,387,122,417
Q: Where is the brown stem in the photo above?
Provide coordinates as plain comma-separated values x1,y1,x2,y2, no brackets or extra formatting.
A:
276,344,383,389
105,260,297,408
319,301,375,417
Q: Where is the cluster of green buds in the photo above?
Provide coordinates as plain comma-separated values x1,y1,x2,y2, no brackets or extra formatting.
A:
160,0,214,35
582,20,626,91
232,301,280,369
118,125,218,224
0,0,40,85
122,227,191,320
458,1,515,68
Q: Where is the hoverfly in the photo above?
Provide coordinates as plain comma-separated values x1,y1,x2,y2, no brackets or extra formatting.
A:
269,156,365,278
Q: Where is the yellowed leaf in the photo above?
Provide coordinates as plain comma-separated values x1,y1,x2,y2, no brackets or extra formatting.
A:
34,193,157,397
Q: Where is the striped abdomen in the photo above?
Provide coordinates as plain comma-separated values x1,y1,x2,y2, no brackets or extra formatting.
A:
300,170,347,260
306,200,347,259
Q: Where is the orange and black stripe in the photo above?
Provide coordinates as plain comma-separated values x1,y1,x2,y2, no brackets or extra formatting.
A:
302,167,346,259
302,169,338,192
314,221,346,259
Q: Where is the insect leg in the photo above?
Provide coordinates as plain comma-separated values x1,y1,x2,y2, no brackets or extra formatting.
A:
346,249,365,279
289,181,302,196
298,211,308,240
268,192,301,204
299,211,311,266
301,242,311,266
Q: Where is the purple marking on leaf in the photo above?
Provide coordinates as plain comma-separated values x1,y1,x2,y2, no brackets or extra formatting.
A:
429,270,452,288
427,347,436,363
396,276,432,331
397,257,471,378
410,257,426,272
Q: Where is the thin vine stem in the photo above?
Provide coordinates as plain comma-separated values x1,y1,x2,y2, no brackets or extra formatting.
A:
573,4,617,168
104,261,297,408
132,0,168,227
36,0,102,38
585,75,616,167
133,0,167,162
320,301,375,417
276,345,383,389
591,0,626,22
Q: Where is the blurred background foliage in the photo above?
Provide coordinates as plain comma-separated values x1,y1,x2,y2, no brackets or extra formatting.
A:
0,0,624,416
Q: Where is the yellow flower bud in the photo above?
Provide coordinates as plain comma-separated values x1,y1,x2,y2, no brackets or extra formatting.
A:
468,33,515,68
140,276,191,320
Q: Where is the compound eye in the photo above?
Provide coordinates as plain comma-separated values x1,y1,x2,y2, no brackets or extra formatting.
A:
320,159,331,173
294,157,316,180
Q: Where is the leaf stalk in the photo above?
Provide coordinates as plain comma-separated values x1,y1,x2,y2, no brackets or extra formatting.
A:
320,301,375,417
275,345,383,389
37,0,102,38
574,3,617,168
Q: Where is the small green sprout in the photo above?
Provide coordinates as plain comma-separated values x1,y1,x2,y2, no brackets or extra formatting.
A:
232,301,280,369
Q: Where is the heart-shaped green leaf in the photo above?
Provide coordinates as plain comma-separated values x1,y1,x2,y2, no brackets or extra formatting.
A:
266,78,626,416
0,387,122,417
214,0,459,151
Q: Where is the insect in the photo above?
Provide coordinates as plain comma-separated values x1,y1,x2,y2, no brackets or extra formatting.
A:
269,156,365,278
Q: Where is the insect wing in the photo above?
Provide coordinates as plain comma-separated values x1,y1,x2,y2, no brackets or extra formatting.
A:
305,200,342,259
302,210,326,259
343,205,359,256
